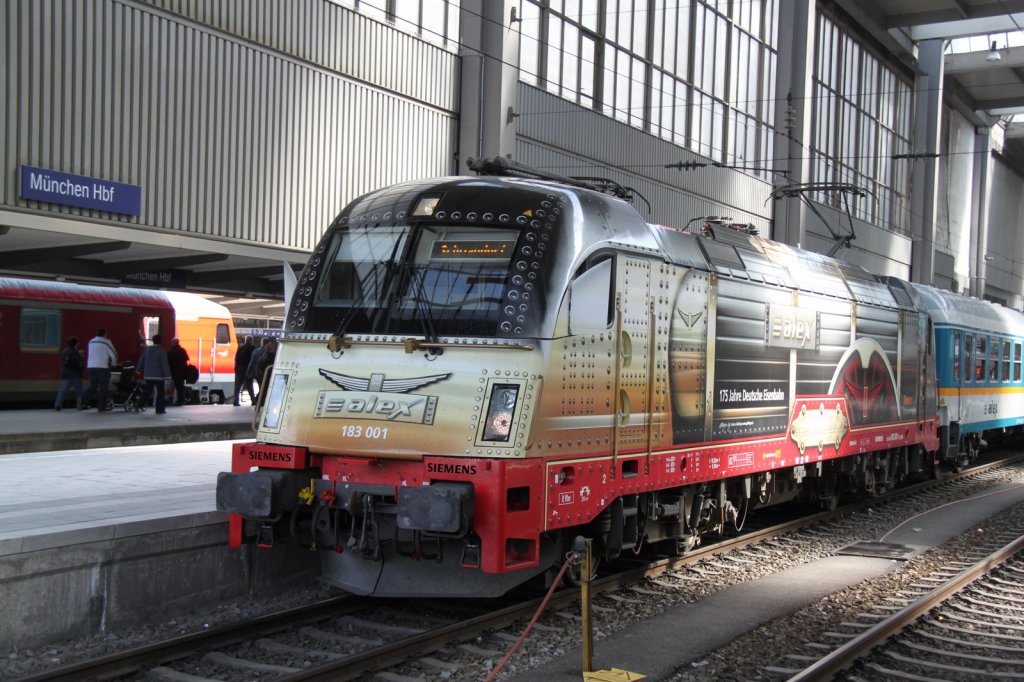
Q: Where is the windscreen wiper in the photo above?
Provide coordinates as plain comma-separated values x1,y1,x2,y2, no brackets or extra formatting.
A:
331,260,391,340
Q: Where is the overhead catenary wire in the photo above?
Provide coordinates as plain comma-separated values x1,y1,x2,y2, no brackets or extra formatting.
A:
346,0,1014,247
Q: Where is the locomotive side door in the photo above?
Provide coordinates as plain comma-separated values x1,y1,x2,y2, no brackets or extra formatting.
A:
613,255,653,462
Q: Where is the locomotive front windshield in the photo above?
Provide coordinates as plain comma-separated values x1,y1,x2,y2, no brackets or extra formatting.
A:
308,223,521,337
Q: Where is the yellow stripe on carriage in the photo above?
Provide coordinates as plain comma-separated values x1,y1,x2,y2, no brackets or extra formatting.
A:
937,386,1024,396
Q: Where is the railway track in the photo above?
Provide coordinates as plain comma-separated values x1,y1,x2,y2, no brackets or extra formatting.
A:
14,454,1024,682
780,533,1024,681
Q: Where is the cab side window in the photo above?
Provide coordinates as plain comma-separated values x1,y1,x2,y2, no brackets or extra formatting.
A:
568,256,614,335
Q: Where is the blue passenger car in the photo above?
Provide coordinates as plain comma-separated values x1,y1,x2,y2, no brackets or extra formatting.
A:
909,283,1024,464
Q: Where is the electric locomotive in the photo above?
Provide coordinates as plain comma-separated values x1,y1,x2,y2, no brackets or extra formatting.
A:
219,159,948,597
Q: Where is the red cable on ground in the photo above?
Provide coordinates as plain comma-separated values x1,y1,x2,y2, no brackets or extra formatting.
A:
484,559,575,682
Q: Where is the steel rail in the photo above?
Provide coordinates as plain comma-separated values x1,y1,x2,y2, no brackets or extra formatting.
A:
13,596,362,682
786,534,1024,682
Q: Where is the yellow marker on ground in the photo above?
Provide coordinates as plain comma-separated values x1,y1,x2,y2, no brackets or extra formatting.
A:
583,669,647,681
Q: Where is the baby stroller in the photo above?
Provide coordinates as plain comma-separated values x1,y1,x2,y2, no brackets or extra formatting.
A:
123,379,148,413
108,361,147,412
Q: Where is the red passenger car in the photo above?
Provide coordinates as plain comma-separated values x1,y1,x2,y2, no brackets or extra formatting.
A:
0,277,236,404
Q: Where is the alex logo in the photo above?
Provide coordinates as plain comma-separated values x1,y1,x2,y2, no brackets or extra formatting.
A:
314,369,451,424
320,394,427,420
767,303,818,350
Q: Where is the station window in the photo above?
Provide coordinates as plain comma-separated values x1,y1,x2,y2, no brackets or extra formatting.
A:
952,331,961,382
1003,340,1011,382
19,307,61,352
964,333,973,383
1016,342,1022,383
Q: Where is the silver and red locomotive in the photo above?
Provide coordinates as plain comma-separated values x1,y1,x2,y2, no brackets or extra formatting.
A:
218,159,942,596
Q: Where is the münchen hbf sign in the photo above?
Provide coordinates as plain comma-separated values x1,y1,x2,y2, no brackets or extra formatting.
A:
19,165,142,216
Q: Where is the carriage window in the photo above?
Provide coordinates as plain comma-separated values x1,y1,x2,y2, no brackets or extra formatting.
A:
976,336,987,382
964,334,973,383
1011,339,1019,382
990,337,1000,381
1002,340,1011,382
952,331,961,382
216,323,231,344
19,307,61,352
143,316,162,342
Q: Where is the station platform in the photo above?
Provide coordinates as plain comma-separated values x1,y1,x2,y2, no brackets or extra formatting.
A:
0,407,315,652
0,403,256,455
0,438,234,556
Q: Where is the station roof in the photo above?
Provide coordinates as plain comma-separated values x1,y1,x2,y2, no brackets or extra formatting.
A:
5,1,1024,318
843,0,1024,123
0,216,303,319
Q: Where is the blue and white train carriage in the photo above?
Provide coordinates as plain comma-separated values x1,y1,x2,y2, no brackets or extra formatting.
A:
910,283,1024,464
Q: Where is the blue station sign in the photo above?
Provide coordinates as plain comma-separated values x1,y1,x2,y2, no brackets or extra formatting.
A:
19,165,142,216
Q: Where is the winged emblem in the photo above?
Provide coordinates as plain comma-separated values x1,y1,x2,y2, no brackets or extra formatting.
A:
677,308,704,328
319,368,451,393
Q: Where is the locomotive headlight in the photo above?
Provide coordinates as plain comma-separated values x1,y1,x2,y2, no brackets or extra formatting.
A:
262,373,289,430
482,384,519,442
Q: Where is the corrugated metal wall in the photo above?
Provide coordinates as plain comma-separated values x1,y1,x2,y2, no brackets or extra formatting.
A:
1,0,459,252
139,0,458,111
514,85,774,232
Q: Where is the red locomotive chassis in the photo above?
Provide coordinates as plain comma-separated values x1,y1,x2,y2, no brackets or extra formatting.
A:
228,401,938,575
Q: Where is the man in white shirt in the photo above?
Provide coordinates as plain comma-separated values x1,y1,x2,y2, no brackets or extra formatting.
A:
81,328,118,412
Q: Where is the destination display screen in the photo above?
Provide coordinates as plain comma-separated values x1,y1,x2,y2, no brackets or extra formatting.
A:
430,240,516,260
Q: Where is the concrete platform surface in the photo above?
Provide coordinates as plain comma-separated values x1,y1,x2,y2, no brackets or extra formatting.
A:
0,404,256,454
0,440,233,556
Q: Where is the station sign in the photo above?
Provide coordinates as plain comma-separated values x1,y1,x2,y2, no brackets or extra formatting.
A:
120,270,187,288
19,165,142,216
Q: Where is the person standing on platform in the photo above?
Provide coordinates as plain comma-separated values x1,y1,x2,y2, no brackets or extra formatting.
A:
232,335,256,406
167,337,190,406
137,334,171,414
254,338,277,387
54,336,84,411
246,337,271,391
81,328,117,412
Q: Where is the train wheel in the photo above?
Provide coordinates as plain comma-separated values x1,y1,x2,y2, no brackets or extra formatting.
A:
862,468,877,495
810,476,839,511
